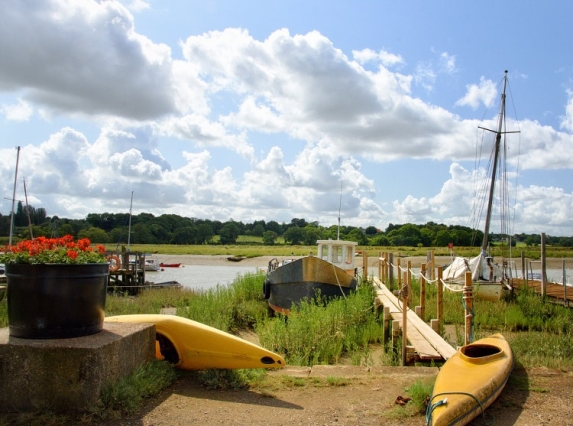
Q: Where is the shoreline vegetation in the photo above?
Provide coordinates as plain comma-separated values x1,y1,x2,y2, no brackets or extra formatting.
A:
1,245,572,423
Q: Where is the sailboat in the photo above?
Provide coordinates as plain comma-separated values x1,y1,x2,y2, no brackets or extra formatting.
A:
442,71,518,301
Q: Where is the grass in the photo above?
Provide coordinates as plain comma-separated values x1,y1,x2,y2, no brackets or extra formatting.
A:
103,243,573,260
2,245,573,420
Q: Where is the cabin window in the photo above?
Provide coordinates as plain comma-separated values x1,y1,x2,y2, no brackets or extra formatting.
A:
333,246,342,263
345,247,353,264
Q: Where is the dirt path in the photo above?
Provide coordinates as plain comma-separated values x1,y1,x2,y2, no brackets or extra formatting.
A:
101,365,573,426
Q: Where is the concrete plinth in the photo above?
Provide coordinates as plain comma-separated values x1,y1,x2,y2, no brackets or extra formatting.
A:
0,322,155,413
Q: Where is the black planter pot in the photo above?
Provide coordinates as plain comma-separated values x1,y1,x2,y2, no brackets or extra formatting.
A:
5,263,109,339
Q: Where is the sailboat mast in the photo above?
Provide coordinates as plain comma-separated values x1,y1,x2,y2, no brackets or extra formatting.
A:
9,146,21,246
481,71,508,252
127,191,134,250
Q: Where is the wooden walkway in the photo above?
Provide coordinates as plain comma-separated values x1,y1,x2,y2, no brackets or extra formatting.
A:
373,277,457,361
516,279,573,307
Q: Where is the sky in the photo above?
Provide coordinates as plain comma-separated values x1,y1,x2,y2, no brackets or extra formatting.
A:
1,1,573,237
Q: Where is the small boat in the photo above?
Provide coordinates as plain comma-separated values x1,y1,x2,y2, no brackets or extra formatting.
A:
227,256,245,262
105,314,285,370
159,262,182,268
145,258,161,271
263,239,358,314
427,333,514,426
442,71,518,301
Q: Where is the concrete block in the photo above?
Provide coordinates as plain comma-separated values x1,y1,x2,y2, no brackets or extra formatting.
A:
0,321,155,413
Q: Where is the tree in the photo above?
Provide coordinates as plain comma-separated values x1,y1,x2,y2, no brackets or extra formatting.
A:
346,228,368,245
266,220,283,235
196,223,214,244
78,227,109,243
364,226,379,236
262,230,278,245
302,226,321,245
171,227,197,245
219,222,240,244
251,223,265,237
283,226,304,245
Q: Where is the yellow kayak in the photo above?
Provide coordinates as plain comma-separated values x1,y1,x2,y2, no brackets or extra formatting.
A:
105,314,285,370
427,334,513,426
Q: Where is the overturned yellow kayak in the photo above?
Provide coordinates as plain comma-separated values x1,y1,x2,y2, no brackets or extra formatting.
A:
105,314,285,370
427,333,513,426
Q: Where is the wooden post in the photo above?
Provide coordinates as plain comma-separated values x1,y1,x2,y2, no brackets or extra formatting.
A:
463,271,473,345
404,260,413,304
437,266,443,325
392,319,400,355
363,250,368,279
427,250,435,280
541,233,547,297
401,275,408,367
397,258,402,287
388,253,394,291
521,251,526,280
563,259,567,306
383,306,391,344
419,263,426,320
378,251,382,281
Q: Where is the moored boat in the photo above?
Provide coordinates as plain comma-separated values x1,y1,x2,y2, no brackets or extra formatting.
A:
105,314,285,370
263,239,358,314
442,71,518,301
160,262,182,268
427,333,513,426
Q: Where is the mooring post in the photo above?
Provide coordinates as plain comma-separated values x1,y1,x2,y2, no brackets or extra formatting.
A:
541,232,547,297
407,260,412,308
401,271,408,366
383,306,390,344
463,271,473,345
437,266,443,325
521,251,526,281
397,258,402,287
378,251,382,281
388,253,394,291
418,263,426,320
363,250,368,279
563,259,567,306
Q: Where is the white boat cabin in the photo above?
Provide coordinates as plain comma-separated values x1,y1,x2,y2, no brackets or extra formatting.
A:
316,239,357,274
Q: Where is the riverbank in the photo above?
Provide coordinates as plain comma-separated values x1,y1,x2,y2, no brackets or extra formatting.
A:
150,253,572,271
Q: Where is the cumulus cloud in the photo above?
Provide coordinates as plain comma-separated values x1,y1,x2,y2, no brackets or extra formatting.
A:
0,1,573,234
455,77,497,110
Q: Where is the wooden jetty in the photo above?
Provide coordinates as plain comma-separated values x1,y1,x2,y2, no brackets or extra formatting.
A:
107,251,148,295
373,276,456,364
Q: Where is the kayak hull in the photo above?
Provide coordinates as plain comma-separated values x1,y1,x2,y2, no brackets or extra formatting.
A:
105,314,285,370
428,333,513,426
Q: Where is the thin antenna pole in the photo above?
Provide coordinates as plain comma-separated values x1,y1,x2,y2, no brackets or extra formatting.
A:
337,180,342,240
9,146,21,246
127,191,134,250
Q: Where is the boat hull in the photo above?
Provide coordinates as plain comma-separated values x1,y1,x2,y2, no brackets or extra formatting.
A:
443,281,507,302
265,256,357,314
105,314,285,370
428,333,513,426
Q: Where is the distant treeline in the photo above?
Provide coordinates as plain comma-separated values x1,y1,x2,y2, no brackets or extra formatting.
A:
1,201,573,247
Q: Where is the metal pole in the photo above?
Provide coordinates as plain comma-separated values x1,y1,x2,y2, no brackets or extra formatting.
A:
9,146,21,246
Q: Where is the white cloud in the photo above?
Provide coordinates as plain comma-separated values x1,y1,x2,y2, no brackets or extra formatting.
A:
1,99,33,121
455,77,497,110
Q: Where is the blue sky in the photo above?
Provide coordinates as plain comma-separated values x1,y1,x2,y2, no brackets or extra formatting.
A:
1,0,573,236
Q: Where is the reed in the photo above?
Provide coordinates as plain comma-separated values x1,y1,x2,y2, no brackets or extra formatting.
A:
256,283,384,366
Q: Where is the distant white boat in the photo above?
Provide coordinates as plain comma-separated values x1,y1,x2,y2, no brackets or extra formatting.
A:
145,258,161,272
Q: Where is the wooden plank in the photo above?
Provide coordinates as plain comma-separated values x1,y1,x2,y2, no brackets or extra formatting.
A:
391,312,441,360
373,277,457,360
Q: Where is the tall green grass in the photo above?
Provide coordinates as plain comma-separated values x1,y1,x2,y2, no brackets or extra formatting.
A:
256,284,384,366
